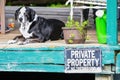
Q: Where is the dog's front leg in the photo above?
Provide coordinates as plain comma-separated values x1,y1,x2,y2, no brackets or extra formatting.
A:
17,39,31,45
8,35,25,44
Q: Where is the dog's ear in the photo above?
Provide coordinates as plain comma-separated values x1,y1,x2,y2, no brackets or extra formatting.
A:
15,7,22,20
29,8,36,22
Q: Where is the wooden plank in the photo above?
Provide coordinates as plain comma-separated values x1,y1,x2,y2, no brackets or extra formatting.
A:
0,40,119,73
102,50,114,64
0,50,8,63
0,64,64,72
95,74,113,80
0,43,118,65
0,50,64,64
5,7,78,13
107,0,118,45
5,6,82,23
5,6,81,16
0,44,118,73
116,53,120,73
0,0,6,34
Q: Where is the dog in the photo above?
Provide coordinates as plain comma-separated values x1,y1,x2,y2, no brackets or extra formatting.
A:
8,6,65,44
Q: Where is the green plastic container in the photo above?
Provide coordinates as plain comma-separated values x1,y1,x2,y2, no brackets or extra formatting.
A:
95,13,107,44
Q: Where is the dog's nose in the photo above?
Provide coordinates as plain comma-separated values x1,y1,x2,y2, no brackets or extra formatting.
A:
19,18,23,22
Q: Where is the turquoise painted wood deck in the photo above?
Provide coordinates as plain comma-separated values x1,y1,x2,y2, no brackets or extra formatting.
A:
0,42,120,74
0,43,64,72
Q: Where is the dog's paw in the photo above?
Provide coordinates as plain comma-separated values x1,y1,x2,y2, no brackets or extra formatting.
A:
17,40,30,45
17,41,24,45
8,40,17,44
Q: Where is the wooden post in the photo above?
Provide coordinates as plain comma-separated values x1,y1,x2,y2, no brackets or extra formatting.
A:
95,74,113,80
0,0,6,34
107,0,118,45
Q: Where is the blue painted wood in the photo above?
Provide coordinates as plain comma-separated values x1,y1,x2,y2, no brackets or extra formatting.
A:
0,44,119,73
4,50,64,64
0,48,64,72
116,53,120,73
1,46,119,73
4,46,65,51
102,50,114,64
1,45,119,65
0,50,8,63
0,64,64,72
107,0,118,45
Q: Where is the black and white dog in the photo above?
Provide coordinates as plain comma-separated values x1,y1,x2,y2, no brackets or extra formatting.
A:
8,6,65,44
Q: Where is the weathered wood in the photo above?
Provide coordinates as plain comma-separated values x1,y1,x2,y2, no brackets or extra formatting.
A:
95,74,113,80
0,0,6,34
5,6,82,22
0,42,119,73
1,50,64,64
107,0,118,45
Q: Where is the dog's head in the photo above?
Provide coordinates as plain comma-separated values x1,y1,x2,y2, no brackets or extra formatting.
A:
15,6,36,23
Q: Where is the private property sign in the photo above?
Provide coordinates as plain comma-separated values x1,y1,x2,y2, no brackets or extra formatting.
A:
65,48,102,73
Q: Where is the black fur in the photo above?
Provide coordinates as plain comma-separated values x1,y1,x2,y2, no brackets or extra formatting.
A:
26,7,36,22
15,7,22,20
28,17,65,42
15,6,65,43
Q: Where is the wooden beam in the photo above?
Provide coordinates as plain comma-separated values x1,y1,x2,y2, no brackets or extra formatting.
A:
0,0,6,34
107,0,118,45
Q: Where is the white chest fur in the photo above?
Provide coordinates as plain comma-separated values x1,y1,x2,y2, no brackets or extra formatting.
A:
19,22,33,39
19,14,38,39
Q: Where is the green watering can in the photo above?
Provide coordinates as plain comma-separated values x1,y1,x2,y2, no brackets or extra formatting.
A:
95,10,107,44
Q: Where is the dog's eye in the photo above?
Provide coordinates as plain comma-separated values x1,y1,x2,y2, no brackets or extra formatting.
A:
24,13,28,16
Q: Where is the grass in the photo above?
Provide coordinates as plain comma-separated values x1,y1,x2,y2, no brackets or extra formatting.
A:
49,3,69,8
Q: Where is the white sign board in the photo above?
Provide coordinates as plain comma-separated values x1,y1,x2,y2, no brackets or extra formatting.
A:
65,48,102,73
